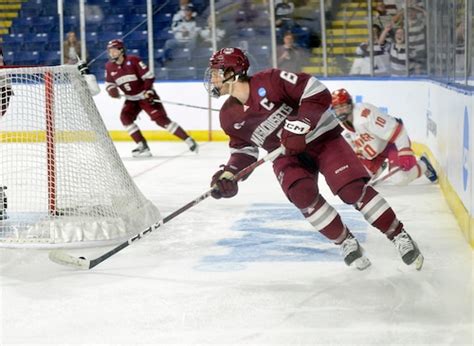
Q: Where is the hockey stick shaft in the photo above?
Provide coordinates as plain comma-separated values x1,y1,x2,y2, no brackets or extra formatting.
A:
49,147,283,270
370,167,401,186
152,98,220,112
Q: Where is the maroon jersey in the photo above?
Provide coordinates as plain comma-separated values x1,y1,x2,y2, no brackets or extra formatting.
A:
219,69,340,171
105,55,154,101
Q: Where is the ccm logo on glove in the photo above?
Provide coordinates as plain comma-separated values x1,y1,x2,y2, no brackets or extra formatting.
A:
283,119,311,134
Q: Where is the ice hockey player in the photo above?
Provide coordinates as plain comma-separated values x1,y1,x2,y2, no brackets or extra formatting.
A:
205,47,424,270
105,39,198,157
331,88,438,185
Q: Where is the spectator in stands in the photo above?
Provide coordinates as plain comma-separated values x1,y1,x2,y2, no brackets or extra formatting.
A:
63,31,82,65
163,6,199,62
350,24,390,75
277,31,308,73
406,5,427,74
381,24,407,76
373,1,393,31
171,0,196,28
199,15,226,45
275,0,297,34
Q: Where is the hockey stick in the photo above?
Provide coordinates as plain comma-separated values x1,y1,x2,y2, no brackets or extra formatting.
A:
118,95,220,112
49,147,284,270
152,98,220,112
370,167,402,186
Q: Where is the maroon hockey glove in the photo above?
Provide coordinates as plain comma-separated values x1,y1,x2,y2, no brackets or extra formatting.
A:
210,168,238,199
144,89,156,103
280,118,311,155
397,148,417,171
106,86,120,98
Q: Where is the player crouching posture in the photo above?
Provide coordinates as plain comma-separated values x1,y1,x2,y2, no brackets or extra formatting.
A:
331,88,438,185
105,39,198,157
206,47,424,270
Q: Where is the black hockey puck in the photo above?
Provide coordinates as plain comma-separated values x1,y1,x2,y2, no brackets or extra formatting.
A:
79,256,87,260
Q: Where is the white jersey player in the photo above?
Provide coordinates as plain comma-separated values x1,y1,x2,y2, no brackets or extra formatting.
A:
331,88,438,185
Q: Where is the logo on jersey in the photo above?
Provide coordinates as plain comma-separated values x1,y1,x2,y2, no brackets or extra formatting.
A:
127,61,131,66
361,108,371,117
234,121,246,130
258,87,266,97
334,164,349,174
111,71,117,76
243,105,249,112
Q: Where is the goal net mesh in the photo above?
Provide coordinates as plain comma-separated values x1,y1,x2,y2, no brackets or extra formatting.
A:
0,65,161,248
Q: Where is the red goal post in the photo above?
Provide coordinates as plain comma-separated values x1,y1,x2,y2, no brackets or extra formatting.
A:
0,65,161,248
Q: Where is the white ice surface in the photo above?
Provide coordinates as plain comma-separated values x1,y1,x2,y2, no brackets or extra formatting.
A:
1,141,472,345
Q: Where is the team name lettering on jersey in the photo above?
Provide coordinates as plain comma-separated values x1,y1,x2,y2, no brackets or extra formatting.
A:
115,74,138,85
250,103,293,146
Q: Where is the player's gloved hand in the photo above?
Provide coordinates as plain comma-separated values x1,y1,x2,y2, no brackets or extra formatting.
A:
106,86,120,98
210,167,238,199
397,148,417,171
77,60,90,75
144,89,156,103
280,118,311,155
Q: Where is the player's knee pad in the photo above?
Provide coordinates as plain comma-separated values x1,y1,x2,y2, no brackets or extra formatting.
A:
337,178,372,205
287,178,319,209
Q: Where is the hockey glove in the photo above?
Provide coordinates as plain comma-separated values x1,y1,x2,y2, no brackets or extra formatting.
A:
77,60,90,75
397,148,417,171
144,89,156,104
106,86,120,98
210,167,238,199
280,118,311,155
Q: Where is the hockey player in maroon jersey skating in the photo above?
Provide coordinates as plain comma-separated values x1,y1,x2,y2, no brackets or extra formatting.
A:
105,39,198,157
205,47,424,270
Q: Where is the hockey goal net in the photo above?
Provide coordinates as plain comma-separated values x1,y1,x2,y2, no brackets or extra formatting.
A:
0,65,161,248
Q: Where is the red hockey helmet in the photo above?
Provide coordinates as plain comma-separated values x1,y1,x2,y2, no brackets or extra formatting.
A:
331,88,353,123
107,39,126,62
331,88,352,107
209,47,249,76
107,39,125,51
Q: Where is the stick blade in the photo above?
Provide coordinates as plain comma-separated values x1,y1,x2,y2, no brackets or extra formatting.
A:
48,250,91,270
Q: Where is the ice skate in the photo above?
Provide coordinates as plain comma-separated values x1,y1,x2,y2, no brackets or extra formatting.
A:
420,154,438,183
340,235,371,270
132,141,152,158
185,137,199,153
392,230,424,270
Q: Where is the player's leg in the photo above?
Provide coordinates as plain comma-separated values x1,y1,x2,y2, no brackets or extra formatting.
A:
321,137,423,269
120,101,151,157
141,100,199,153
273,155,371,270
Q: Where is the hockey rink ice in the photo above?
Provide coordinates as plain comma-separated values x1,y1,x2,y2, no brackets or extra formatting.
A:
0,141,472,345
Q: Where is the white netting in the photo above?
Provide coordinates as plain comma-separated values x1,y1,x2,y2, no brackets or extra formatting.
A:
0,65,161,248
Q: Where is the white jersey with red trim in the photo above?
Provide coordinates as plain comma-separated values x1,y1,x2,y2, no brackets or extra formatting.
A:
346,102,410,160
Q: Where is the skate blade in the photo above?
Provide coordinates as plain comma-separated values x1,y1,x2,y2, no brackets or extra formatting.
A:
414,253,424,271
354,256,371,270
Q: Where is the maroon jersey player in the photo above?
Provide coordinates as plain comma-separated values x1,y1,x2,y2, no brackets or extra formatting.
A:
206,47,424,270
105,39,198,157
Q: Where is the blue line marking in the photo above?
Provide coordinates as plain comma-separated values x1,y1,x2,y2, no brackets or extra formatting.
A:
196,203,369,271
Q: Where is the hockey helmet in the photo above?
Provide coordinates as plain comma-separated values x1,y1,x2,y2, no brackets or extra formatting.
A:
331,88,353,123
209,47,250,76
331,88,352,106
204,48,250,98
107,39,126,61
